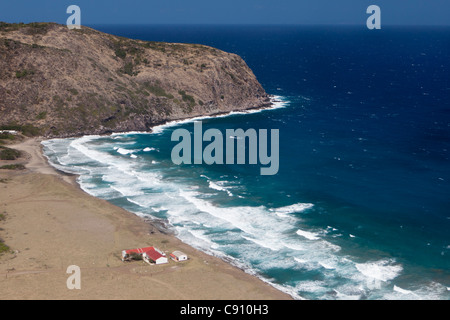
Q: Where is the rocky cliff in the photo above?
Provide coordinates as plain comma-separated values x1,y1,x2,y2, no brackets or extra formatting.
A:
0,22,271,137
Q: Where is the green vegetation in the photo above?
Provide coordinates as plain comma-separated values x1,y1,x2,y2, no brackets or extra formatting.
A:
0,164,26,170
0,22,51,35
0,240,9,255
178,90,196,112
0,146,21,160
115,48,126,59
36,111,47,120
0,22,22,31
141,41,166,53
144,82,174,99
0,211,9,254
0,132,16,141
15,69,34,79
68,88,79,95
111,39,146,76
25,22,50,35
52,95,66,111
178,90,195,105
113,39,143,59
129,252,143,261
122,62,134,76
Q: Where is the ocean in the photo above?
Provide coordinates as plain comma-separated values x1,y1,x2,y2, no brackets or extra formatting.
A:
42,25,450,300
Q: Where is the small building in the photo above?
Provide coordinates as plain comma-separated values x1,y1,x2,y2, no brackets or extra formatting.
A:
0,130,18,135
143,248,168,265
170,250,188,262
122,246,154,261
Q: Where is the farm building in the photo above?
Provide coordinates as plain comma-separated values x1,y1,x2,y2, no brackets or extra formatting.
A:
170,251,188,262
121,246,155,261
122,246,168,264
143,248,168,265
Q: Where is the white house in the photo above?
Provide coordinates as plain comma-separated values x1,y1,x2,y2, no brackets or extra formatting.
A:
142,248,168,265
170,250,188,262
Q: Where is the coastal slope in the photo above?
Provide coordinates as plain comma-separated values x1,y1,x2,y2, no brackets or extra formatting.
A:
0,22,270,137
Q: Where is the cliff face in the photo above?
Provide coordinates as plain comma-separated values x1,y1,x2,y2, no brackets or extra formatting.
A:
0,23,270,137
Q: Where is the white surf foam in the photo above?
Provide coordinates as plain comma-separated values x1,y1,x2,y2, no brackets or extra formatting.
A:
202,177,234,197
116,147,139,155
241,235,283,252
282,241,306,251
355,259,403,282
296,229,320,240
151,95,289,134
393,285,416,296
270,203,313,217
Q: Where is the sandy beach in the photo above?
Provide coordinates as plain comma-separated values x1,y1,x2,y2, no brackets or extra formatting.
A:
0,137,291,300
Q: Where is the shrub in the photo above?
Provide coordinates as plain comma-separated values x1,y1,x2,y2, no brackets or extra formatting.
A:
0,164,26,170
25,22,50,35
129,252,142,261
0,147,21,160
15,69,34,79
115,48,126,59
36,111,47,120
144,83,173,99
123,62,134,76
0,241,10,255
178,90,196,112
22,124,40,136
0,133,15,140
68,88,79,95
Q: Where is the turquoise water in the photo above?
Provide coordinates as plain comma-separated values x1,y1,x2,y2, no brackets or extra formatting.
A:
43,25,449,299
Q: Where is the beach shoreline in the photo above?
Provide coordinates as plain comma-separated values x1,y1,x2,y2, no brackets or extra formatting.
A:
0,131,292,300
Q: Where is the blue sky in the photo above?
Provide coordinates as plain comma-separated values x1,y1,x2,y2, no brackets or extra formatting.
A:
0,0,449,25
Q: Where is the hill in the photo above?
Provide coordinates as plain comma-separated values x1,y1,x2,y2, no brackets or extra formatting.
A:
0,22,270,137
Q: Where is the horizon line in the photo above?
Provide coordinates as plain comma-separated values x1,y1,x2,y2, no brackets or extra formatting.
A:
2,21,450,28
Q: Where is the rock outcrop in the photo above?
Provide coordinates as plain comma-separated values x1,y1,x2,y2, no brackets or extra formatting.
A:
0,22,271,137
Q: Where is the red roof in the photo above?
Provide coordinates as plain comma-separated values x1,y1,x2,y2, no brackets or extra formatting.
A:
144,248,164,261
124,247,155,255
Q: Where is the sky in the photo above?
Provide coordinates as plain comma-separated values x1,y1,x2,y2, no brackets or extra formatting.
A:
0,0,449,26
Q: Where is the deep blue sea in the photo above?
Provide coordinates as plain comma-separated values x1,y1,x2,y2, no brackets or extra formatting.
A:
42,25,450,300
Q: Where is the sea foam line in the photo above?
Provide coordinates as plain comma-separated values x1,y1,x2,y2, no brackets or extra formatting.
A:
135,95,289,135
